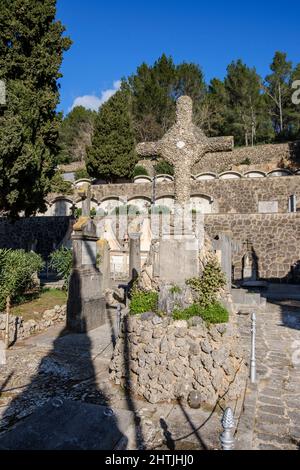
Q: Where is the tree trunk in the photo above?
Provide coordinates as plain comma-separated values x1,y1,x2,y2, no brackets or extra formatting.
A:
278,84,283,132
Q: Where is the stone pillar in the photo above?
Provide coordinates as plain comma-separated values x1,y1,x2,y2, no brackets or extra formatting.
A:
129,233,141,281
97,239,111,291
67,217,107,333
82,195,91,217
213,233,232,291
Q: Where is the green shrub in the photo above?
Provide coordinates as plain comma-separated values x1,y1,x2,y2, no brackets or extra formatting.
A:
130,289,158,315
75,168,90,180
74,207,97,218
0,249,44,311
49,247,73,290
90,207,97,218
186,259,226,308
169,285,182,294
50,171,73,195
240,157,251,165
172,302,229,324
154,160,174,176
173,303,202,320
199,302,229,324
133,165,149,177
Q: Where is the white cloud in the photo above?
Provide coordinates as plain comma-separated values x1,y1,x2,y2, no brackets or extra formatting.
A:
70,80,121,112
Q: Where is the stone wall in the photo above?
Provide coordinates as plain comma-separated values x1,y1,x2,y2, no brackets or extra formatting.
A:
110,313,247,406
138,141,300,175
0,305,66,344
205,213,300,282
92,176,300,214
0,217,71,259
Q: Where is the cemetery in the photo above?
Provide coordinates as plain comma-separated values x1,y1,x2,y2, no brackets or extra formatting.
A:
0,94,300,451
0,0,300,454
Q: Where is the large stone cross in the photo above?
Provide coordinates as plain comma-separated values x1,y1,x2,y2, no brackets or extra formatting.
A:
136,96,234,205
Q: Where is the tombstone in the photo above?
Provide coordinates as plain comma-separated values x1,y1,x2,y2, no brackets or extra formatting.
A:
213,233,232,291
96,239,111,292
67,217,107,333
129,233,141,281
241,243,265,287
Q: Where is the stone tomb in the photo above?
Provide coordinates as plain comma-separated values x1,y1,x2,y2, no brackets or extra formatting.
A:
67,217,108,333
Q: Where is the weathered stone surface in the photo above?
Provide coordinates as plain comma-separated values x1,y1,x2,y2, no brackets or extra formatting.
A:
0,305,66,344
110,313,246,405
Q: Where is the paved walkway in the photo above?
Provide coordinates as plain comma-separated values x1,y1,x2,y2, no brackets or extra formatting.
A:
238,299,300,450
0,317,238,450
2,298,299,450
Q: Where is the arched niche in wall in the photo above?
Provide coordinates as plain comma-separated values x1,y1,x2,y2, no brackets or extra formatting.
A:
128,196,151,213
190,194,214,214
155,196,175,211
50,197,74,217
133,175,153,184
155,174,174,183
99,196,125,214
73,178,93,189
194,172,218,181
244,171,266,178
219,171,242,180
267,169,292,177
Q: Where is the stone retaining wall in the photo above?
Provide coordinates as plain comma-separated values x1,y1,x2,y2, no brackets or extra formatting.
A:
110,313,247,406
138,141,300,175
205,213,300,281
91,175,300,214
0,217,71,260
0,305,66,344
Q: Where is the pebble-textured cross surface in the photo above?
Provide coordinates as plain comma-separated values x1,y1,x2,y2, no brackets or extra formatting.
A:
136,96,233,205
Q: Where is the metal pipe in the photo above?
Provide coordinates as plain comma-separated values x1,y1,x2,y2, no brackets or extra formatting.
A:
250,312,256,384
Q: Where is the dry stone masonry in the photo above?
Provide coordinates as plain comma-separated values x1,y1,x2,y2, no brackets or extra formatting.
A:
0,305,66,344
110,312,247,406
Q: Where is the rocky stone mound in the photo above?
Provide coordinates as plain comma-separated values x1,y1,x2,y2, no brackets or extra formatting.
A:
110,312,247,406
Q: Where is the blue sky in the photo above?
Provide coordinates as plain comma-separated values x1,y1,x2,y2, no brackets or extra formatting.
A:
57,0,300,115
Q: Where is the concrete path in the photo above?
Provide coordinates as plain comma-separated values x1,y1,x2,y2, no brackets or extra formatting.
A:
0,316,236,450
237,299,300,450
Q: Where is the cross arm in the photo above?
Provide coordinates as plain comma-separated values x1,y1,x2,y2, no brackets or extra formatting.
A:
207,136,234,153
136,141,161,158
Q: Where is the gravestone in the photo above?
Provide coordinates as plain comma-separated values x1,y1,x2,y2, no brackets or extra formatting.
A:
242,243,259,287
67,217,107,333
129,233,141,281
213,233,232,291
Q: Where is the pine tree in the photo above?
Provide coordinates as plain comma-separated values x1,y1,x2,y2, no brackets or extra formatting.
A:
264,51,293,138
86,84,137,182
225,60,272,146
0,0,71,218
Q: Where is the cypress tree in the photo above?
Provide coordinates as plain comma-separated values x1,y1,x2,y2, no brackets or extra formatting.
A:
86,84,137,182
0,0,71,217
